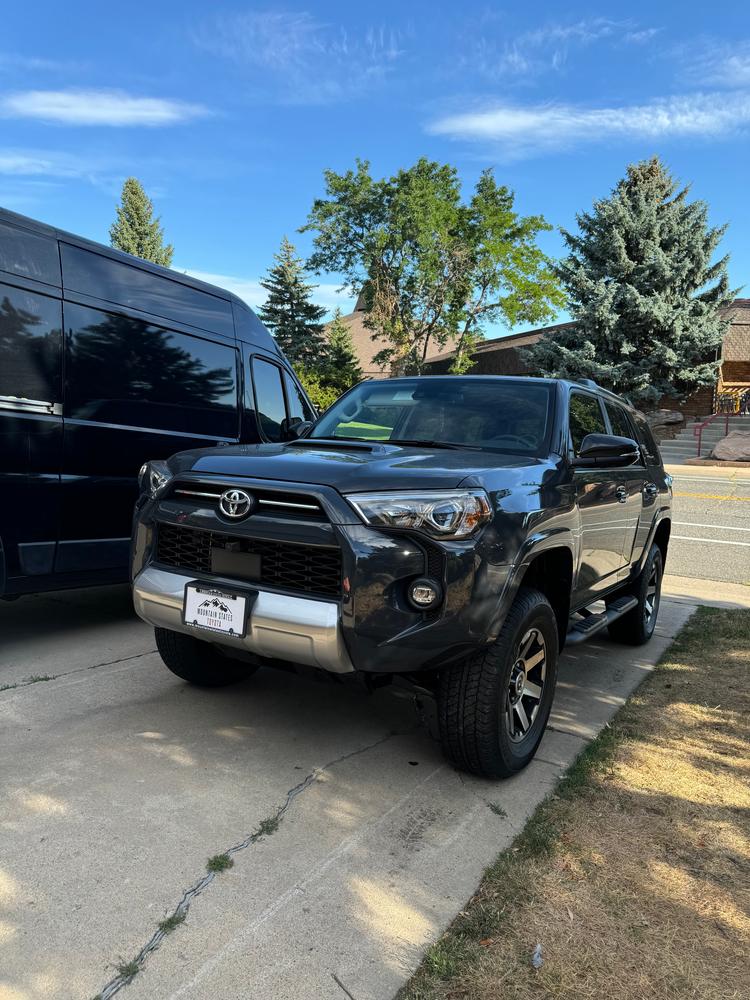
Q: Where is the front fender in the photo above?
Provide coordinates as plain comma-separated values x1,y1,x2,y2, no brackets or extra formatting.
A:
484,526,576,641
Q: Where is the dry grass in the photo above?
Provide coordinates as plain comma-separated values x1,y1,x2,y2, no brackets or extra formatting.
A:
401,608,750,1000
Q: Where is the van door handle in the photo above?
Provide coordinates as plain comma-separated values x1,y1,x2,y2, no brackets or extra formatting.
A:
615,486,628,503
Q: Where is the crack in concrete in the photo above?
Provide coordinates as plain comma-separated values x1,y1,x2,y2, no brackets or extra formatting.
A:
332,971,358,999
0,649,157,696
95,728,407,999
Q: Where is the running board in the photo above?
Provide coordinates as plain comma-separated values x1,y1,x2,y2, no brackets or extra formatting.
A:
565,595,638,645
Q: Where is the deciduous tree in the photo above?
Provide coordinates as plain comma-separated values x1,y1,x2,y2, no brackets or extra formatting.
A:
303,158,563,374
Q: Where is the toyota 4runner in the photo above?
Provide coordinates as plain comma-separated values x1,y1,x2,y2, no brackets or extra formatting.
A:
131,376,672,778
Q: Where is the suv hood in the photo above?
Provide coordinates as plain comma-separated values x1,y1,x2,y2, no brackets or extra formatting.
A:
168,440,545,493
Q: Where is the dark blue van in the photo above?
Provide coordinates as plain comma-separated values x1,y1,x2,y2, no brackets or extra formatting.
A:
0,207,314,598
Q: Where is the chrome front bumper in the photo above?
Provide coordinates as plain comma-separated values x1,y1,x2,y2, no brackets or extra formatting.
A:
133,566,354,674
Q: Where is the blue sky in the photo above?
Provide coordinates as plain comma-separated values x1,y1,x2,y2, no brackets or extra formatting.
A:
1,1,749,336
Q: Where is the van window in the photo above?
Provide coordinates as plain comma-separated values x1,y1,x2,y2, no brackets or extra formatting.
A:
283,371,314,422
569,393,606,453
65,303,238,437
233,299,275,347
252,358,287,441
60,244,234,338
0,221,61,286
0,281,62,403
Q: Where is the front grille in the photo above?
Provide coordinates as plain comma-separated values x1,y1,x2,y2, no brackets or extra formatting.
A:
156,523,341,598
168,481,327,521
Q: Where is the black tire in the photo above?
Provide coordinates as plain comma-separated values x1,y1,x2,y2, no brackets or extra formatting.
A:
154,628,259,687
607,544,663,646
438,587,559,779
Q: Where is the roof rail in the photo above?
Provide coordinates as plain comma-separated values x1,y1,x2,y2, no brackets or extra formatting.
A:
575,378,598,389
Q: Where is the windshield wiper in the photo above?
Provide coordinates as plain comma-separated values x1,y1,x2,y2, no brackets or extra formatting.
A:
387,438,482,451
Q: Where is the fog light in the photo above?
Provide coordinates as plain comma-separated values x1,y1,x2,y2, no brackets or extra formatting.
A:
408,577,442,611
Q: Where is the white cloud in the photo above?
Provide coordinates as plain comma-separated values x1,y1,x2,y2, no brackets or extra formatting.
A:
689,41,750,88
460,17,659,81
196,11,403,104
0,89,209,126
0,148,87,177
182,268,355,315
428,92,750,158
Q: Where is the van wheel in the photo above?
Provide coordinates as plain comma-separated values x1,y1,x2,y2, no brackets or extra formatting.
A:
438,587,558,779
154,628,259,687
607,544,663,646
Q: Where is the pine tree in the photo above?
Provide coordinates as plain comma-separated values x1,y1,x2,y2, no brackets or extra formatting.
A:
259,237,328,369
109,178,174,266
323,308,363,393
524,157,735,404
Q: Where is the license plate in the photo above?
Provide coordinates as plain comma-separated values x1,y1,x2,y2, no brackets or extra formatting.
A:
182,584,249,637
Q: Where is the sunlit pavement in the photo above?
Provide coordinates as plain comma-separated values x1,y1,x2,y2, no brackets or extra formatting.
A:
0,579,733,1000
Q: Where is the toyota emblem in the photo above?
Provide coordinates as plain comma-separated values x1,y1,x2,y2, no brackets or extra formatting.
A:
218,488,254,519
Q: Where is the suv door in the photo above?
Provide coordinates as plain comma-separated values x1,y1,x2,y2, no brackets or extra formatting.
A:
603,400,645,575
569,391,629,606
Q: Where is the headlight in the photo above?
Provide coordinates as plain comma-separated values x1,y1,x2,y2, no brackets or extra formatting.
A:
138,460,173,497
347,490,491,539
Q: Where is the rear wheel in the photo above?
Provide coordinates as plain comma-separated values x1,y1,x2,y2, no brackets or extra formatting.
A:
438,587,558,779
607,544,663,646
155,628,259,687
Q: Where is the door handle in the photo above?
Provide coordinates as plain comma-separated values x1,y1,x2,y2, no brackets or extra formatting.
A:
615,486,628,503
643,482,658,499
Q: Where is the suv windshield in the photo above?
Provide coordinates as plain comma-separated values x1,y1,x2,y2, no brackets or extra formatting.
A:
311,378,553,455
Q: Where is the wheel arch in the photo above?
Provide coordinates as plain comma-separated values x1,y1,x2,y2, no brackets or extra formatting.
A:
518,546,573,650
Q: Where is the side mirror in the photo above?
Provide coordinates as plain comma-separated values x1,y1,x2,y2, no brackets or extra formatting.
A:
573,433,640,468
284,418,314,440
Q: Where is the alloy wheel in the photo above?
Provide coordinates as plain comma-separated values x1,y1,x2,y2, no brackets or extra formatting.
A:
504,627,547,743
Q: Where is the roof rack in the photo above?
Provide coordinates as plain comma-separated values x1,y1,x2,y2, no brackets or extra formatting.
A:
575,378,599,389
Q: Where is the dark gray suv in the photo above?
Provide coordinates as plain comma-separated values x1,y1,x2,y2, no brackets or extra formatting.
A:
131,376,672,778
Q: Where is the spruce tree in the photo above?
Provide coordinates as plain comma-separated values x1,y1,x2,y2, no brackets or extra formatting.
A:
323,308,363,393
109,177,174,266
259,237,328,369
525,157,734,403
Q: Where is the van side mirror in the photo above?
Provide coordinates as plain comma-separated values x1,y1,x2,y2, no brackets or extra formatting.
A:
572,433,640,468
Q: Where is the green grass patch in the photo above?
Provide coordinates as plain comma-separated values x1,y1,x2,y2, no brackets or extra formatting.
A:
207,852,234,873
115,960,139,979
158,912,186,933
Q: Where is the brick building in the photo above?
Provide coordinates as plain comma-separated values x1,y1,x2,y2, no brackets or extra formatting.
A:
424,299,750,417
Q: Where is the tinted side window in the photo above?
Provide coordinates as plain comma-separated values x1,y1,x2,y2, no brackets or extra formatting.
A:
233,299,276,349
65,303,238,437
606,403,635,439
252,358,287,441
0,221,61,286
0,282,62,402
283,371,314,422
632,412,662,465
60,244,234,337
569,393,606,453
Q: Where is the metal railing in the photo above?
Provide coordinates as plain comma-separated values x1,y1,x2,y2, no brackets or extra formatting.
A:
693,411,730,458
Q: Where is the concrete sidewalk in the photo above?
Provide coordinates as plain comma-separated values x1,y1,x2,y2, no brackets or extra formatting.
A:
0,584,705,1000
666,462,750,479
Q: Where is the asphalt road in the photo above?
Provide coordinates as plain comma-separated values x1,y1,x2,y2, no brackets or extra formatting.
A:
668,472,750,585
0,586,694,1000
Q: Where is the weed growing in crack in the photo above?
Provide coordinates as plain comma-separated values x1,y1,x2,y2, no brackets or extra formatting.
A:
158,912,186,933
488,802,507,818
116,959,139,979
256,815,280,837
1,674,56,692
207,852,234,873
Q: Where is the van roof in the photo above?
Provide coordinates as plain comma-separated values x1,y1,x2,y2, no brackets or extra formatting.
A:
0,205,247,310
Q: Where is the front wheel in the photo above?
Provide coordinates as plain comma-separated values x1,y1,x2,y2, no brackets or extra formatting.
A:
155,628,259,687
438,587,559,779
607,544,663,646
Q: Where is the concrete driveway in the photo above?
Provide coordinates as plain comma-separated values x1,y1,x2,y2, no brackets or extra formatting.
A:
0,581,723,1000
